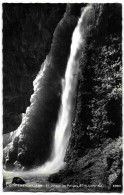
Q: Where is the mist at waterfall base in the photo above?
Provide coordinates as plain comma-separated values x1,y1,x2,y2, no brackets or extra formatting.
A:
4,5,92,177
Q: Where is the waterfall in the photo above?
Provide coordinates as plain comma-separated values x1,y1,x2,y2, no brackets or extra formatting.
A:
34,5,92,175
3,5,93,175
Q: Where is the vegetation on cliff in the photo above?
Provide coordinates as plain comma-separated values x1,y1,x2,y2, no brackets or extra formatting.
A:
48,4,122,192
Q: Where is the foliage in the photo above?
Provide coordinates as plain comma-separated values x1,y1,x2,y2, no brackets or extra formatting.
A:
87,36,122,143
65,3,122,163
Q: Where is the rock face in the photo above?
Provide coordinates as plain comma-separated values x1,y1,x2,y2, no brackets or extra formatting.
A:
48,4,122,192
3,3,66,134
48,138,122,192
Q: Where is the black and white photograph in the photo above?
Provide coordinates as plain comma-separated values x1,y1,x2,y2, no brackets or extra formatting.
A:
2,0,122,192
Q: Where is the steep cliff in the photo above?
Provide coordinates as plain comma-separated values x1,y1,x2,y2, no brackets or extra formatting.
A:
3,3,66,134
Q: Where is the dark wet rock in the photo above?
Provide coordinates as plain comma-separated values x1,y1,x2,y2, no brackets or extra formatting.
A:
48,173,63,184
48,167,75,184
12,177,26,184
3,179,6,188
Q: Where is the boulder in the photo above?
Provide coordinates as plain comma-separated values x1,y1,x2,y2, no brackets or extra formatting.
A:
48,173,63,184
12,177,26,184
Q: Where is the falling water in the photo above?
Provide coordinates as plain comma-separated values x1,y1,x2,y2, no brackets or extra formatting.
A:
34,5,92,175
3,5,93,177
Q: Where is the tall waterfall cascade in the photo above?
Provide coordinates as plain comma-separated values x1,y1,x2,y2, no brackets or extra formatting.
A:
34,5,92,174
3,5,92,175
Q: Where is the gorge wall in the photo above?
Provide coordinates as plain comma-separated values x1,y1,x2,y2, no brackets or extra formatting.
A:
3,3,66,134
